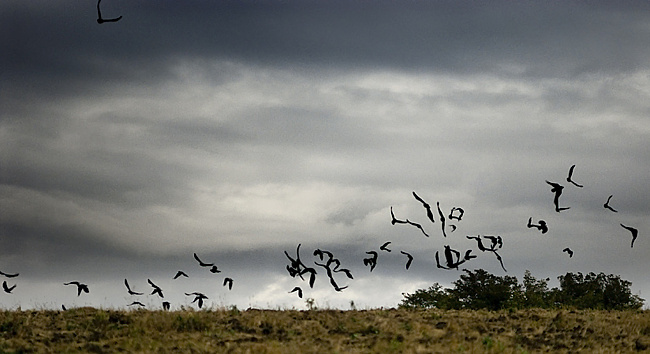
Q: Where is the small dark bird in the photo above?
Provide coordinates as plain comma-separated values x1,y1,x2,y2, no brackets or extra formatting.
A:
96,0,122,24
162,301,171,311
464,249,477,260
483,235,503,250
64,281,89,296
620,224,639,248
2,281,16,294
173,271,189,279
313,249,334,261
61,305,67,311
390,206,408,225
448,207,465,221
147,279,164,298
223,277,233,290
449,224,457,232
299,267,317,288
437,202,447,237
380,242,392,252
566,164,583,188
0,271,19,278
193,253,214,267
128,301,145,307
604,195,618,212
406,219,429,237
412,191,435,224
527,217,548,234
185,292,208,308
124,279,143,295
209,265,221,274
562,247,574,258
546,180,570,212
400,251,413,270
289,286,303,298
333,268,354,279
363,251,378,272
466,235,488,252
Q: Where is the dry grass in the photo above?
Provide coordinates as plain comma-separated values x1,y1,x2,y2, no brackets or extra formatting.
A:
0,307,649,353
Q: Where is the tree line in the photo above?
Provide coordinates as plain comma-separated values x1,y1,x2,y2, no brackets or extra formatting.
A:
399,269,645,310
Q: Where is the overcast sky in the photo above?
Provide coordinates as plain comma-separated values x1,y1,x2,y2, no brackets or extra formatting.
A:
1,1,649,311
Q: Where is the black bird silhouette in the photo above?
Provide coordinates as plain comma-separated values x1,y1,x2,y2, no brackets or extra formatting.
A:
604,195,618,212
313,249,334,261
566,164,583,188
223,277,233,290
209,265,221,274
380,242,392,252
64,281,89,296
333,268,354,279
466,235,488,252
314,261,348,292
185,292,208,308
162,301,171,311
546,180,570,212
437,202,447,237
193,253,214,267
128,301,145,307
363,251,378,272
527,217,548,234
483,235,503,250
562,247,574,258
2,281,16,294
299,267,317,288
449,224,457,232
0,270,19,278
406,219,429,237
173,271,189,279
448,207,465,221
147,279,164,298
289,286,303,298
124,279,143,295
412,191,435,224
61,304,67,311
96,0,122,24
400,250,413,270
464,249,477,260
620,224,639,248
390,206,408,225
443,245,461,269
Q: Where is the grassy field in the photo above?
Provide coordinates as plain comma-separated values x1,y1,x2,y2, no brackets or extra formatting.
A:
0,307,649,353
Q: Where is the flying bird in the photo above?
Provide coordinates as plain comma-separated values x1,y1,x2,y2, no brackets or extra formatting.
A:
449,224,457,232
604,195,618,212
193,253,214,267
566,164,583,188
406,219,429,237
333,268,354,279
562,247,574,258
379,242,392,252
0,270,19,278
185,292,208,308
64,281,89,296
147,279,164,298
223,277,233,290
390,207,408,225
546,180,570,212
289,286,303,298
620,224,639,248
96,0,122,24
313,248,334,261
437,202,447,237
527,217,548,234
162,301,171,311
400,251,413,270
448,207,465,221
299,267,317,288
128,301,145,308
363,251,378,272
2,281,16,294
61,305,67,311
173,271,189,279
209,265,221,274
412,191,435,224
124,279,143,295
464,249,477,260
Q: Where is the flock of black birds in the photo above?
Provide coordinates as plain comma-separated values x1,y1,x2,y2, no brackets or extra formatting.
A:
282,164,641,300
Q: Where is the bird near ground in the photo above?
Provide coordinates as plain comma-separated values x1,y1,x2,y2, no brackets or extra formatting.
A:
604,195,618,212
173,270,189,279
185,292,208,309
162,301,170,311
147,279,164,298
289,286,303,298
546,180,570,212
620,224,639,248
412,191,436,224
64,281,89,296
61,305,67,311
96,0,122,24
2,281,16,294
567,164,584,188
223,277,233,290
128,301,145,307
562,247,574,258
400,251,414,270
124,279,143,295
0,270,19,278
380,242,392,252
